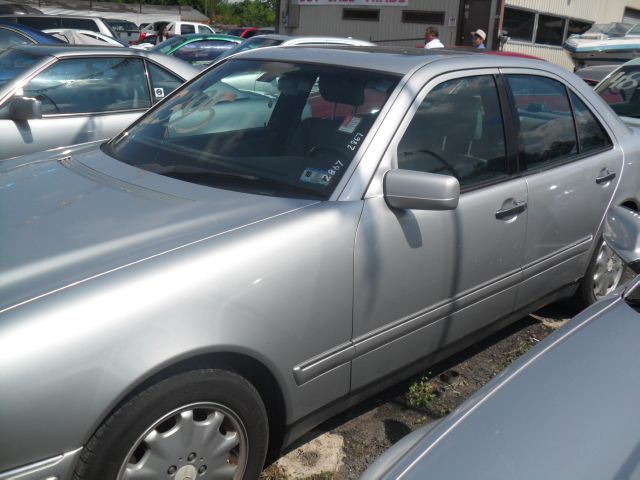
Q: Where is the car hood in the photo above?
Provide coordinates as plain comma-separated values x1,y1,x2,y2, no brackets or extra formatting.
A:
0,143,317,312
366,288,640,479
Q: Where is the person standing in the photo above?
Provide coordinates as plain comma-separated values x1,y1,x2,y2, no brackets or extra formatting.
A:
471,29,486,49
424,26,444,49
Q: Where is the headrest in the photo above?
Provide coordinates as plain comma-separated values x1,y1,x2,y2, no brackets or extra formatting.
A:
277,75,313,96
319,75,364,106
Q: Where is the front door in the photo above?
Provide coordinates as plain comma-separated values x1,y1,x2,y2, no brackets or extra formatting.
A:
351,71,527,390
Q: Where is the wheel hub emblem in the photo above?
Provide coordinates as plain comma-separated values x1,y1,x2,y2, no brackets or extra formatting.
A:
175,464,197,480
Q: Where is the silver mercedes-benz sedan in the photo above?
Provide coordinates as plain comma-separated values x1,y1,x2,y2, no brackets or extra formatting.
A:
1,46,639,480
0,45,198,160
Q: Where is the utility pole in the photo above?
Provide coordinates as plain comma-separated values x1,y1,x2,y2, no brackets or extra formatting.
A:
209,0,215,22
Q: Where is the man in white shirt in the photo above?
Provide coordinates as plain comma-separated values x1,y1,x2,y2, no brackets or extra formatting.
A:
424,26,444,49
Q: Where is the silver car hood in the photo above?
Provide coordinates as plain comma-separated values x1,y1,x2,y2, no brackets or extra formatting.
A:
0,144,317,312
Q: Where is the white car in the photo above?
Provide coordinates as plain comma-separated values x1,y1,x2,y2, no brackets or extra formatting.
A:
166,21,215,36
44,29,127,47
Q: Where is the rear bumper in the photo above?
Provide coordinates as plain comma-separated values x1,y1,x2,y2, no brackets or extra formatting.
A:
0,448,82,480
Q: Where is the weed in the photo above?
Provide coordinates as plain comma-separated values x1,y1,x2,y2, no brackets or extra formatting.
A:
406,376,436,409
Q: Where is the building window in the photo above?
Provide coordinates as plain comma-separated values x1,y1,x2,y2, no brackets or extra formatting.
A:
504,7,592,47
342,8,379,21
401,10,444,25
503,7,535,42
536,14,565,46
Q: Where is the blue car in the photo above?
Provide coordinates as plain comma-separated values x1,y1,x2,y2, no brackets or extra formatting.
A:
0,20,64,51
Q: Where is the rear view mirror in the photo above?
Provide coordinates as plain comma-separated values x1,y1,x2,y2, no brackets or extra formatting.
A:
9,96,42,121
384,169,460,211
604,206,640,273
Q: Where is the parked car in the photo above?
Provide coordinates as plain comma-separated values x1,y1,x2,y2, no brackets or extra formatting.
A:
103,18,140,44
44,28,128,47
137,20,169,43
166,20,215,37
1,46,639,480
361,206,640,480
0,45,198,159
575,63,618,86
594,57,640,125
0,19,64,50
0,14,118,38
215,33,375,61
150,33,243,67
224,26,259,38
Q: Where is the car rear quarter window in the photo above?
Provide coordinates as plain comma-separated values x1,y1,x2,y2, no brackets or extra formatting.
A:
23,57,151,114
507,75,577,170
147,62,182,103
198,25,211,34
569,91,612,152
397,75,508,189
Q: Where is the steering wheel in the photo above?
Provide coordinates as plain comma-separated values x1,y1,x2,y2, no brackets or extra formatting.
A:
416,148,461,179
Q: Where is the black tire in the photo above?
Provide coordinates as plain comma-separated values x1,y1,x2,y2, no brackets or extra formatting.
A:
73,369,268,480
574,237,626,310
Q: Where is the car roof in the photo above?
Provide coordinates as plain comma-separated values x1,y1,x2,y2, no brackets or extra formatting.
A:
231,45,553,76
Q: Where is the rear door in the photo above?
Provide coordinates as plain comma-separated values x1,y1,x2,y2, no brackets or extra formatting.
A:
502,70,622,309
0,56,151,159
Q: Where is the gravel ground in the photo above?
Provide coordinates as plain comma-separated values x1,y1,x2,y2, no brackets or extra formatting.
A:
261,302,575,479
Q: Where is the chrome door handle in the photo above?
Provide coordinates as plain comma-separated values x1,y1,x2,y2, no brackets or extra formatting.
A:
596,171,616,184
495,201,527,219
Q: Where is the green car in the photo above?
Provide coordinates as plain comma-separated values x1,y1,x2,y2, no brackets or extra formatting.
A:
150,33,243,67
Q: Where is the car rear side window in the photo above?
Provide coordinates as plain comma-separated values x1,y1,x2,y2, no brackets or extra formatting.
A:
507,75,577,170
147,62,182,103
397,75,508,188
569,91,612,152
198,25,210,33
23,57,151,114
17,16,61,30
181,24,196,34
62,18,98,32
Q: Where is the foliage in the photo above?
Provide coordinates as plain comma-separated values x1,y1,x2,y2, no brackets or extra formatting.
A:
406,376,435,409
129,0,276,26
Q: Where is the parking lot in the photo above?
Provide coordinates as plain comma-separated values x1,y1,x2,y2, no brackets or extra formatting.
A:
263,303,571,479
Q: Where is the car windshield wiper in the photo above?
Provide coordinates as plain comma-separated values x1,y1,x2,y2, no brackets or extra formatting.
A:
149,165,325,199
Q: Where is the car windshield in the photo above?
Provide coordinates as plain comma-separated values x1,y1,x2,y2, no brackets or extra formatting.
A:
0,48,45,91
596,65,640,119
105,59,399,200
151,35,186,53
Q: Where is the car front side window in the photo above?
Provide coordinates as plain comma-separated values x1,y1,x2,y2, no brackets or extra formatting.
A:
21,57,151,115
397,74,508,189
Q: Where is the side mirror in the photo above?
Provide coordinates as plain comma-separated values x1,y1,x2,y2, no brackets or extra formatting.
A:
384,169,460,211
604,206,640,273
9,96,42,121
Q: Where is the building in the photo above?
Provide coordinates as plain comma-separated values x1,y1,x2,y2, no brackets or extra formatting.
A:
21,0,209,25
280,0,640,69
